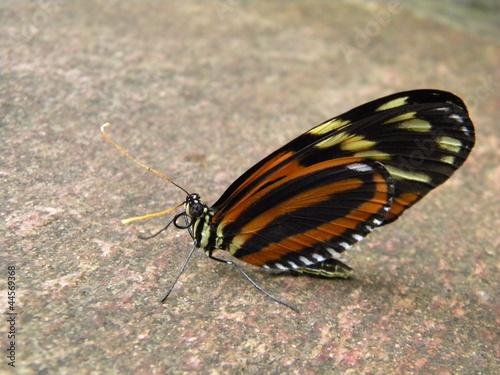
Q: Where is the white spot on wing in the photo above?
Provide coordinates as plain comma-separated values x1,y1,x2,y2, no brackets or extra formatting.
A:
326,248,341,259
449,113,464,123
274,263,288,271
312,253,326,262
299,256,314,265
339,242,351,250
347,163,372,173
460,126,471,136
353,234,364,242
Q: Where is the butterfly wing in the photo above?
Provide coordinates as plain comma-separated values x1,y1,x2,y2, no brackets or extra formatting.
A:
213,157,394,271
213,90,475,224
206,90,474,272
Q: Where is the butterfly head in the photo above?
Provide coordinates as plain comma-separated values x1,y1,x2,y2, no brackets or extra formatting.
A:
184,193,207,219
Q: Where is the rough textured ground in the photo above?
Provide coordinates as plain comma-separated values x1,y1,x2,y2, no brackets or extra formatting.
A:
1,1,499,374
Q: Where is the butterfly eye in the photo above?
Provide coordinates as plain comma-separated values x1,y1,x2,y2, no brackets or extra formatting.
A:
188,202,205,218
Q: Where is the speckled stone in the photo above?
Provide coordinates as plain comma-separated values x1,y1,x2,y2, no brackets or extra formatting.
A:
1,1,498,374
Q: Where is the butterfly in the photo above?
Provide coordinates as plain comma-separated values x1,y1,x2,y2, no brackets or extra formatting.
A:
102,89,475,310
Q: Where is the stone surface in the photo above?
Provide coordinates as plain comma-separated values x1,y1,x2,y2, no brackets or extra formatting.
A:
1,1,498,374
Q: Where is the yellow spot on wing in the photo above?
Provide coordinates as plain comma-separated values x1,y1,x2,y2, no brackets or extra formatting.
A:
384,165,431,183
354,150,391,160
376,96,409,111
384,112,416,124
309,119,350,136
314,131,350,149
341,135,376,152
397,119,432,132
436,136,462,153
441,155,455,165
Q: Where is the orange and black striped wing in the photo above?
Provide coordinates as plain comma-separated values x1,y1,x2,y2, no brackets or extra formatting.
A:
213,157,394,271
213,90,475,224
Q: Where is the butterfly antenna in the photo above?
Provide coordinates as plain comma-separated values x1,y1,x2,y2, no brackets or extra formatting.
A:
161,244,198,303
121,203,184,225
101,123,190,196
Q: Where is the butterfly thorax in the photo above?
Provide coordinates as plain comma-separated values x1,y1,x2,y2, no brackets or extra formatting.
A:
184,194,219,250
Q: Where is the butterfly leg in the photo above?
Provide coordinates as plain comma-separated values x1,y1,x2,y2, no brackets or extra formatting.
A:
207,251,299,312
